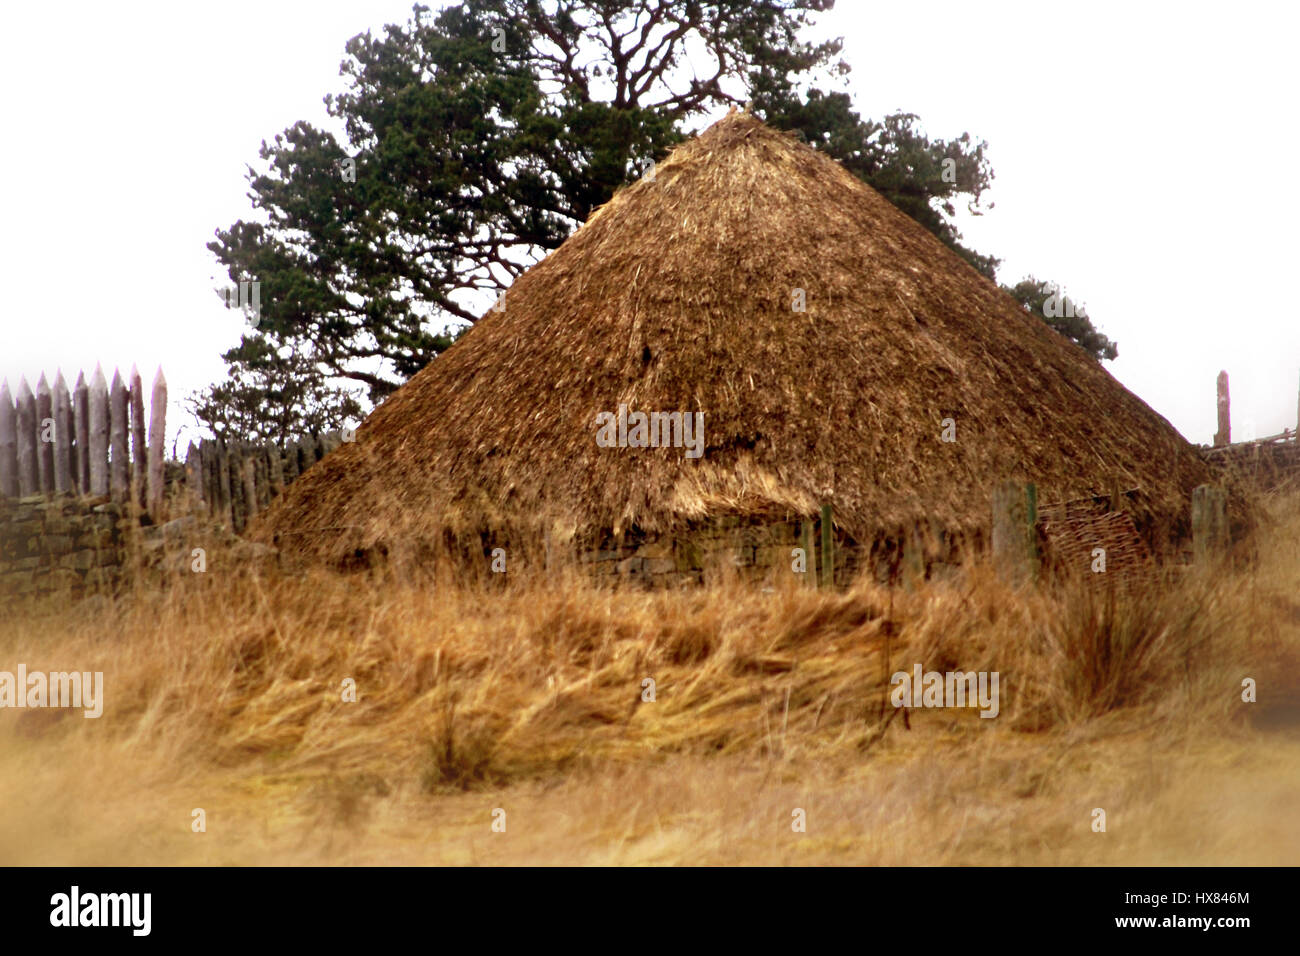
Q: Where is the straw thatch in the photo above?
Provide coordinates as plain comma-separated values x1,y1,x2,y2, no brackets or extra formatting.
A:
255,109,1209,567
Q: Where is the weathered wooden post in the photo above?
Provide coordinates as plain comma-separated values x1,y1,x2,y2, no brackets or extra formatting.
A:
147,367,167,519
242,449,260,521
109,369,129,502
229,445,247,533
210,441,223,520
283,439,300,484
53,371,73,494
205,444,216,515
73,372,90,494
266,440,284,497
195,440,208,510
0,381,17,498
1191,484,1228,562
299,432,318,472
799,515,816,587
198,439,214,513
16,377,38,495
36,373,55,493
992,481,1039,583
184,442,200,512
819,502,834,589
130,365,147,508
217,440,233,529
88,365,109,496
212,442,225,520
254,450,269,511
1213,370,1230,447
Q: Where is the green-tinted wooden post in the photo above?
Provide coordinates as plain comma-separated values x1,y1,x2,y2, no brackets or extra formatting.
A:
992,481,1039,583
819,503,834,589
1191,484,1228,562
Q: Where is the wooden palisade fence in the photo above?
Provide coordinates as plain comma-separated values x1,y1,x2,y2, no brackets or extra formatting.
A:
0,365,168,516
1199,368,1300,486
1,365,345,534
190,429,346,534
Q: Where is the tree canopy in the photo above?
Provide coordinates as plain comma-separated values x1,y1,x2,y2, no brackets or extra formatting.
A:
199,0,1111,439
1002,277,1118,362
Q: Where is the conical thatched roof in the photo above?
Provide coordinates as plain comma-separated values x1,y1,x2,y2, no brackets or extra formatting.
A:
256,110,1208,566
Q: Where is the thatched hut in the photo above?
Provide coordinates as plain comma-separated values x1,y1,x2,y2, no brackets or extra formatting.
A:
255,110,1209,583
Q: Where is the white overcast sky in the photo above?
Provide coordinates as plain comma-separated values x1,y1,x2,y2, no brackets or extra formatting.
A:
1,1,1296,453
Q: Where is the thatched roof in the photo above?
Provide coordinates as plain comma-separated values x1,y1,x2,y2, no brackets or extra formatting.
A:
256,109,1209,565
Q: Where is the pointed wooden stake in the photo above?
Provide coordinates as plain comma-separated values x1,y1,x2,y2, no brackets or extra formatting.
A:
36,373,55,493
110,369,129,501
73,371,90,494
1213,370,1230,447
88,365,109,496
0,380,17,498
53,371,73,494
16,377,38,495
184,442,200,509
147,367,167,518
130,365,146,508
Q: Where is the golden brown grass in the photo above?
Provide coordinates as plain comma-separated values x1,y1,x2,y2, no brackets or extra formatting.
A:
2,495,1298,866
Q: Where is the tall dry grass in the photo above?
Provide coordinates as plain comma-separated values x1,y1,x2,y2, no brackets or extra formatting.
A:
1,493,1297,865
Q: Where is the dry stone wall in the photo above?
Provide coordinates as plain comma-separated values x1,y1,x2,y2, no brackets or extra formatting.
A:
575,516,881,588
0,494,132,599
0,433,340,602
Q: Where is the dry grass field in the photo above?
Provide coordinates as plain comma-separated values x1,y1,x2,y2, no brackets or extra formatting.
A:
2,493,1298,866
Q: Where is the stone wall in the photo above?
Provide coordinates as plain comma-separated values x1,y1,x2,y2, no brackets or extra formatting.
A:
571,514,974,589
0,490,216,601
575,516,880,588
578,518,795,586
1,492,943,598
0,494,131,599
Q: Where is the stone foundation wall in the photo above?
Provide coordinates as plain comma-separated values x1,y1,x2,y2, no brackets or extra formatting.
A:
2,493,952,598
574,516,884,588
0,494,131,599
577,518,797,586
0,491,209,600
571,515,974,589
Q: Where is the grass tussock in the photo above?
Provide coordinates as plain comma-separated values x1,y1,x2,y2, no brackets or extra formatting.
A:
1,494,1298,865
